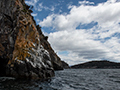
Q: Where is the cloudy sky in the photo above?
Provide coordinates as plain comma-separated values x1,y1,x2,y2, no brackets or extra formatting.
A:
25,0,120,65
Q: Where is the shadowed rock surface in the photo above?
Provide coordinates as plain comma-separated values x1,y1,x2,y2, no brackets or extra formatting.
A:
61,61,70,69
0,0,68,80
71,60,120,69
38,31,67,70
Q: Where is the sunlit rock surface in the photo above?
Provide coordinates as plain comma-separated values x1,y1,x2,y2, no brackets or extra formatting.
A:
0,0,57,80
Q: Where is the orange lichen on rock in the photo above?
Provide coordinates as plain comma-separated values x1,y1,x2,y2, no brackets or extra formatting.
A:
15,0,23,9
0,0,56,80
8,7,41,64
31,24,36,31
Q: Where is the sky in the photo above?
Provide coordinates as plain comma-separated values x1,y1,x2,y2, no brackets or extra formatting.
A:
25,0,120,65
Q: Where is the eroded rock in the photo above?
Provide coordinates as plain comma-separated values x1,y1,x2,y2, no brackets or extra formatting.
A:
0,0,69,80
0,0,54,80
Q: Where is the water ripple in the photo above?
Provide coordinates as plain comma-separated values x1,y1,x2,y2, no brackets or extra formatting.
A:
0,69,120,90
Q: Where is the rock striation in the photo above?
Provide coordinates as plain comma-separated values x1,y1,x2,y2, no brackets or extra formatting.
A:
0,0,68,80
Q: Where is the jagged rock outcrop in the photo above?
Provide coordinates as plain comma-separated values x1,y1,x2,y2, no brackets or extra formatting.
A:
0,0,67,80
38,29,64,70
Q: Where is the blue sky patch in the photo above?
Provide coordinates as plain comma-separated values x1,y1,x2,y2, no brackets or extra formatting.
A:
76,22,98,29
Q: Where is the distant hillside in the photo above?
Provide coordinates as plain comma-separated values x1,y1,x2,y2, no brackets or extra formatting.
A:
71,60,120,69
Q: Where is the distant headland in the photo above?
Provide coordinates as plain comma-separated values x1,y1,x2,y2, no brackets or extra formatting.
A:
71,60,120,69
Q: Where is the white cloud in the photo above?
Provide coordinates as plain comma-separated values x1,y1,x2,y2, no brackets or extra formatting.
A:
25,0,39,6
48,29,120,65
40,15,55,27
48,30,114,64
39,0,120,65
78,1,94,5
40,1,120,30
25,1,55,12
38,3,49,11
50,6,55,12
107,0,117,3
36,3,55,12
31,13,37,17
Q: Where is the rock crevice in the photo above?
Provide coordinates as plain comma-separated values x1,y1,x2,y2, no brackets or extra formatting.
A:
0,0,69,80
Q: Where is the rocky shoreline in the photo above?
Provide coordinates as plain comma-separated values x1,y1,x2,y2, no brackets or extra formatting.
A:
0,0,69,80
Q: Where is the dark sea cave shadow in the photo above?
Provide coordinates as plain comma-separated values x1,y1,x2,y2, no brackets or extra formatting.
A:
0,57,9,76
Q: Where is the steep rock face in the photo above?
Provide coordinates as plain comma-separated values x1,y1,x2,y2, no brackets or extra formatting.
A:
61,61,70,69
37,26,69,70
0,0,54,80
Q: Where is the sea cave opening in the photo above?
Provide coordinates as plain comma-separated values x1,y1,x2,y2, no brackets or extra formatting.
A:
0,57,9,76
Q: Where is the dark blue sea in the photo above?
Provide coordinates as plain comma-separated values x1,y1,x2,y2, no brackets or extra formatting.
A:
0,69,120,90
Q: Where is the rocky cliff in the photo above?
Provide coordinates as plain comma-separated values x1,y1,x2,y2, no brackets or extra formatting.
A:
0,0,68,80
61,61,70,69
38,30,69,70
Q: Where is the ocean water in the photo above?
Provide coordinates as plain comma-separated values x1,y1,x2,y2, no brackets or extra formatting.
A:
0,69,120,90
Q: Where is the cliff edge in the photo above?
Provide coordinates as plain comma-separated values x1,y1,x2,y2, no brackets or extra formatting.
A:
0,0,68,80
